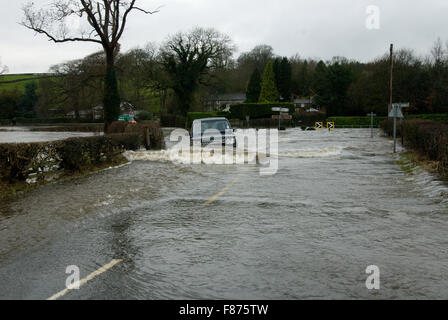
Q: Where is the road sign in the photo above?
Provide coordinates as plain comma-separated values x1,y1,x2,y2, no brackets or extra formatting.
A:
388,102,409,153
392,103,410,108
272,107,289,113
315,122,323,130
388,102,409,119
327,122,335,130
388,107,404,119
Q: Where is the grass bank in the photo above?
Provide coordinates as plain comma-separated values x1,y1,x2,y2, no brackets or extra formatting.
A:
380,118,448,181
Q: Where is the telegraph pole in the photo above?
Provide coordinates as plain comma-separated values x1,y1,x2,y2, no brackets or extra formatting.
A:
389,44,394,113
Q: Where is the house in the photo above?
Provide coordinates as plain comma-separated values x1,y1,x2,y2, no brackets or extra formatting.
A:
205,93,247,111
66,102,135,120
293,96,320,113
66,110,93,119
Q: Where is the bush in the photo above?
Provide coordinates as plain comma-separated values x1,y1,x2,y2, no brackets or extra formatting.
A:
136,111,153,121
216,111,231,118
380,119,448,177
56,134,140,171
139,121,165,150
298,112,327,126
161,114,187,128
107,121,128,134
0,119,11,126
404,114,448,124
327,116,387,127
229,103,294,120
107,121,165,150
0,143,49,183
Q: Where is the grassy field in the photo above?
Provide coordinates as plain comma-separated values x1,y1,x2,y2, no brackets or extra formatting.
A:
0,74,42,92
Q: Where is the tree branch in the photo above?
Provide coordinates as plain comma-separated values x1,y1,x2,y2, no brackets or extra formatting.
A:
21,24,102,44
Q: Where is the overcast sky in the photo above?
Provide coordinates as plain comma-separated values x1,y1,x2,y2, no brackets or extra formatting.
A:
1,0,448,74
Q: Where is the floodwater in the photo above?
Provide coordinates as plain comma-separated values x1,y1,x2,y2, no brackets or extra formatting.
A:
0,128,447,300
0,127,98,143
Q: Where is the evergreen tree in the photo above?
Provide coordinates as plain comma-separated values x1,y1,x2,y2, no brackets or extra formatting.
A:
298,60,309,96
18,81,39,118
325,62,353,116
103,66,121,126
311,60,329,108
278,57,292,101
246,68,262,102
273,58,281,91
259,61,279,102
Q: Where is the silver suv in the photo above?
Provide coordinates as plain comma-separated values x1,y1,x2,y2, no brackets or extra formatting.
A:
190,118,237,147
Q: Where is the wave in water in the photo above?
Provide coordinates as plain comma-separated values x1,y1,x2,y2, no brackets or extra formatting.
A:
124,149,259,165
279,146,344,159
124,145,344,165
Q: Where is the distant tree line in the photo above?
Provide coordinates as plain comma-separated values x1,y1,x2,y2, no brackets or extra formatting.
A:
2,33,448,120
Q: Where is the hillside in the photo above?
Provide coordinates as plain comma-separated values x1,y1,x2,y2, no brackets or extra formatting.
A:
0,74,50,92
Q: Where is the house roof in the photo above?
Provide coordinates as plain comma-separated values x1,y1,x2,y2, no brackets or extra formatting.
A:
215,93,246,101
294,98,313,104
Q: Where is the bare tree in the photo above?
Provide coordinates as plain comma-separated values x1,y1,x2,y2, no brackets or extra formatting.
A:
21,0,159,129
431,37,446,67
160,27,234,115
0,58,8,75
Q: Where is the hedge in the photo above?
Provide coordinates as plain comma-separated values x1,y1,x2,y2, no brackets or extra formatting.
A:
230,103,294,120
107,121,165,150
56,134,141,171
405,114,448,124
326,116,387,127
161,114,187,128
0,133,141,183
297,112,327,126
327,114,448,127
380,119,448,177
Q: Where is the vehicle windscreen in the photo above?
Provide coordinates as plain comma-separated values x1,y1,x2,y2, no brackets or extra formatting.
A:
201,120,231,134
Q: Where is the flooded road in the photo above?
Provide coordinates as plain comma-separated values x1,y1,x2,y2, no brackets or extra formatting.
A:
1,128,448,300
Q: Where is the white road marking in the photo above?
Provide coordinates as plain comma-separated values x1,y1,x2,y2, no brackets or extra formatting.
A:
204,176,241,206
47,259,123,300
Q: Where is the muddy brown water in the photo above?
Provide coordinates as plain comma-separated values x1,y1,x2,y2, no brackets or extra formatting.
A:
0,128,447,299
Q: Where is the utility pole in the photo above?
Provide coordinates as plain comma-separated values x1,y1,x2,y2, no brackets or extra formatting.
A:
389,44,394,114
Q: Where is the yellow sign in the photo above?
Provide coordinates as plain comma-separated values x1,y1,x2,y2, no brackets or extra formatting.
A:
327,122,335,130
315,122,323,130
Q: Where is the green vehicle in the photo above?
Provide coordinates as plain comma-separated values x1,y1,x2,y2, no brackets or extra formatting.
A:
118,115,136,123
